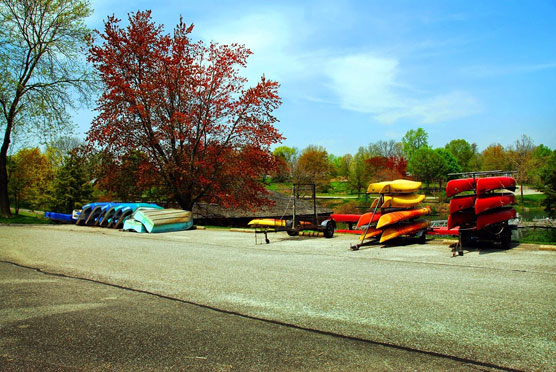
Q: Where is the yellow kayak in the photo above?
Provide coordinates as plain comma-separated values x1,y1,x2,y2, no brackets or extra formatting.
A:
247,219,312,228
379,220,430,243
367,179,422,194
359,227,383,241
248,218,287,227
371,194,426,208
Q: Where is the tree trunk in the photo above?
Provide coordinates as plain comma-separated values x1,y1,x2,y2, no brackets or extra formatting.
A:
520,183,524,204
0,151,10,217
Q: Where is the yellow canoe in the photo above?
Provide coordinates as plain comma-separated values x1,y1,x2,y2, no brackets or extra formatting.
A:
367,179,422,194
379,220,430,243
371,194,426,208
359,227,383,241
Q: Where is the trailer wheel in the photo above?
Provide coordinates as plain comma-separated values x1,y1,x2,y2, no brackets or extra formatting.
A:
501,227,512,249
323,221,335,238
287,229,298,237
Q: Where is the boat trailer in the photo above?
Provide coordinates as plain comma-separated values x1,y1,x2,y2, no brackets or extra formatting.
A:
253,184,335,244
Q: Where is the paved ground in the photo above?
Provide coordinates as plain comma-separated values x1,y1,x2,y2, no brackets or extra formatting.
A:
1,225,555,371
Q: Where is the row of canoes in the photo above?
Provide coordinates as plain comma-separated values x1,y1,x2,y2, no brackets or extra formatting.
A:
447,176,517,230
75,202,163,228
45,202,194,233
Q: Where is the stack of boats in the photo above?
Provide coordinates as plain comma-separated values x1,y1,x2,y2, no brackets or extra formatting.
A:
447,176,516,230
356,179,431,244
46,201,194,233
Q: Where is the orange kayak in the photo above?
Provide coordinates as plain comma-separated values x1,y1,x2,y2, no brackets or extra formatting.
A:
359,227,383,241
356,212,383,228
379,220,430,243
376,207,431,229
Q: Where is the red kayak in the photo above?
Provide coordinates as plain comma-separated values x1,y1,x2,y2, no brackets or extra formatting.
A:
476,176,516,195
449,195,476,214
330,214,362,223
446,178,476,198
448,211,475,229
475,193,515,215
356,212,383,228
476,207,516,230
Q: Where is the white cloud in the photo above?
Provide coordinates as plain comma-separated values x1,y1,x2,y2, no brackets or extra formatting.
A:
324,53,481,125
198,9,312,84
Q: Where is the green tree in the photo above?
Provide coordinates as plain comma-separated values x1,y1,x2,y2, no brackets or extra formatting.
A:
407,148,447,188
348,147,372,195
273,146,298,182
538,150,556,217
48,150,93,213
0,0,95,217
338,154,353,179
445,139,475,172
402,128,429,159
435,148,462,187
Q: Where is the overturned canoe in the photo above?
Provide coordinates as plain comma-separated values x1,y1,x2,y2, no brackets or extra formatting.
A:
447,211,476,229
475,193,515,215
367,179,422,194
376,207,431,229
379,220,430,243
446,178,476,198
449,195,476,214
476,176,516,195
371,194,426,208
125,208,193,233
476,207,516,230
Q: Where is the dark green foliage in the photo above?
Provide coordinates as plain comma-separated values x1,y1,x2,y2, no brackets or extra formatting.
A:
48,152,93,213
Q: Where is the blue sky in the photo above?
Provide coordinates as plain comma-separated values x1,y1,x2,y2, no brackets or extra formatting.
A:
78,0,556,156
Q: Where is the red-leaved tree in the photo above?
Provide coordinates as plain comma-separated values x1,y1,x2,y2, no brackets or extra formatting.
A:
87,11,283,210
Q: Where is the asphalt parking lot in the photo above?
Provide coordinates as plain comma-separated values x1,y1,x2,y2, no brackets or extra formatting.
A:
1,225,555,371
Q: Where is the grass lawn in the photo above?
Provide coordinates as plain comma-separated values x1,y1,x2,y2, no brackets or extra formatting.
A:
0,209,51,225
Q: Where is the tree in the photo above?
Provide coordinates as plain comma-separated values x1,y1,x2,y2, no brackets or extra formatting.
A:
538,150,556,217
273,146,298,182
0,0,94,217
507,134,535,202
338,154,352,179
295,145,332,191
481,144,510,172
402,128,429,159
445,139,475,172
87,11,283,210
8,147,54,213
407,148,447,188
48,150,93,213
348,147,372,195
368,140,403,158
434,148,461,187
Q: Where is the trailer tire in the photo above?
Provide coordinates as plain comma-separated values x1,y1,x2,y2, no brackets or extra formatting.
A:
287,230,298,237
323,220,335,238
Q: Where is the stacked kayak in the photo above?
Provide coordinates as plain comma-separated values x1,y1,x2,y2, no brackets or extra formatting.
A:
447,176,516,230
357,179,431,244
